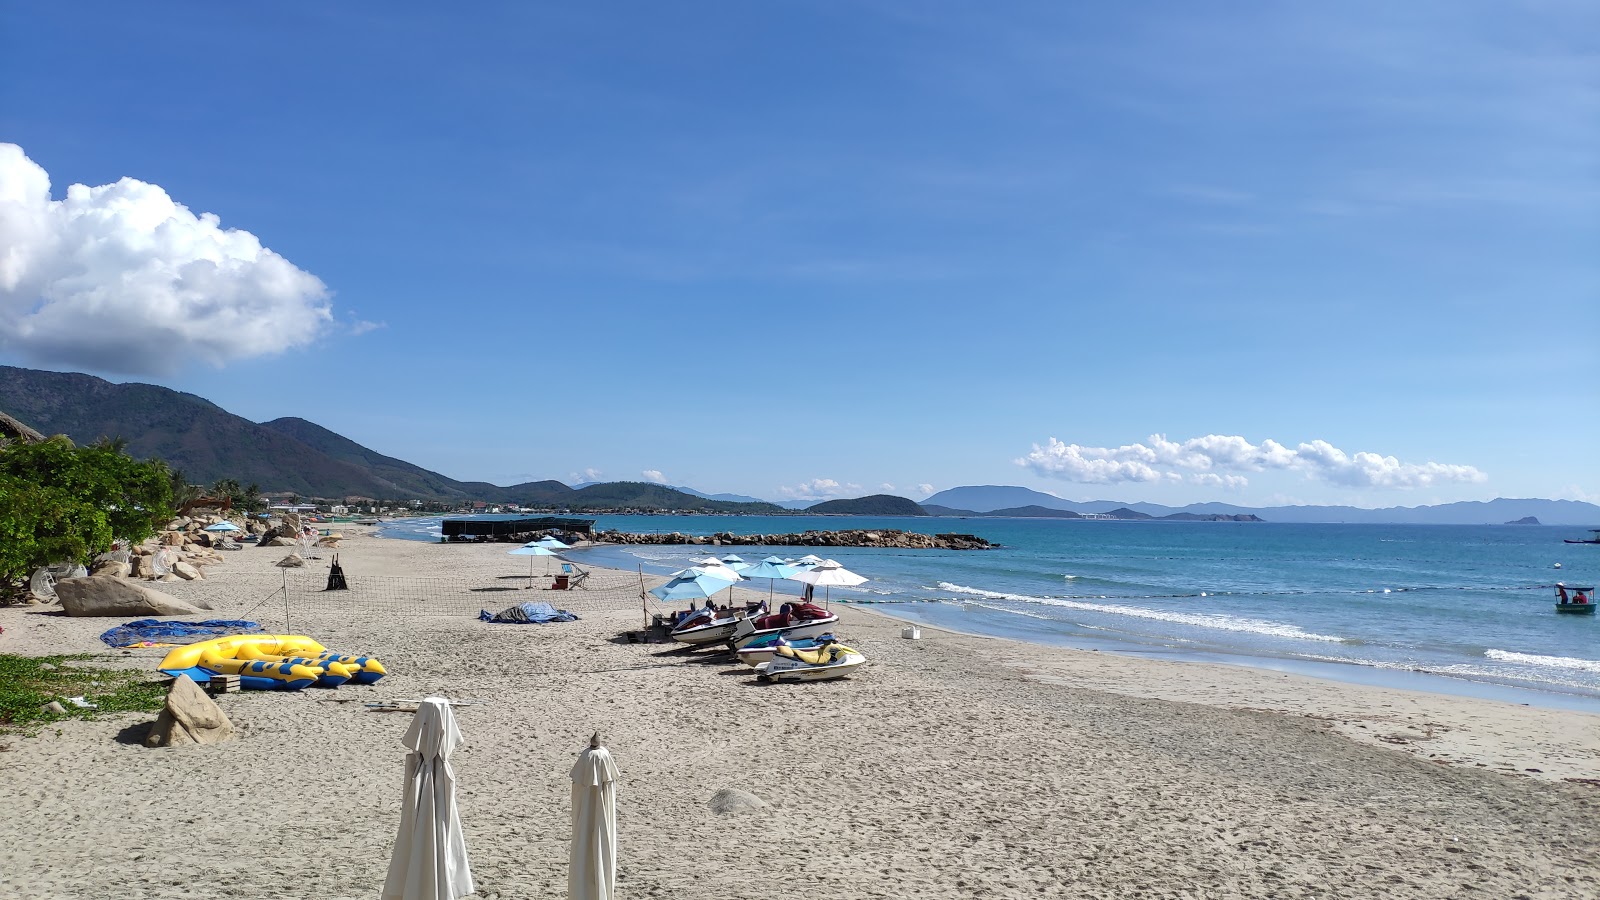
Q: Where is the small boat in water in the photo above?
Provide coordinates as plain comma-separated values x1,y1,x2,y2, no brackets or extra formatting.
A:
755,638,867,683
1555,583,1596,615
1563,530,1600,545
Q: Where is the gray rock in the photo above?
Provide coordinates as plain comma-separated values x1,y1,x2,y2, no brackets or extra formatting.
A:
145,675,235,747
275,553,306,568
54,576,206,617
171,561,202,581
708,787,770,815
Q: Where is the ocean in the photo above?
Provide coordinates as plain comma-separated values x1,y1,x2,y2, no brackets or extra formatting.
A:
378,515,1600,711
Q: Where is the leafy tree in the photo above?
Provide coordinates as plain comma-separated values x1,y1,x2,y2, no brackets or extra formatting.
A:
0,437,174,599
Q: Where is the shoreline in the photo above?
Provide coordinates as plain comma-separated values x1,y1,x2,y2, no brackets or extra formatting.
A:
550,535,1600,717
2,526,1597,898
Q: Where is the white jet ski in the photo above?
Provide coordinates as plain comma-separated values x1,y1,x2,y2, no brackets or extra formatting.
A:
754,637,866,683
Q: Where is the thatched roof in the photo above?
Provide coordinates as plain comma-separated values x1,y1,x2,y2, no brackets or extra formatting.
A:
0,410,45,445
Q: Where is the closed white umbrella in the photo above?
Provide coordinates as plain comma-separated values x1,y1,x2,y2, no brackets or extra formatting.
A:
570,732,620,900
382,698,474,900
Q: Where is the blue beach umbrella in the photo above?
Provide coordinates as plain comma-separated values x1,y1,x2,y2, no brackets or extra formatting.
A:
203,522,242,533
719,554,751,571
740,558,798,602
536,536,571,550
649,567,746,604
508,543,561,584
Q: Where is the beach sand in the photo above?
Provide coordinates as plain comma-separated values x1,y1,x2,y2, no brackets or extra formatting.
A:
2,529,1598,899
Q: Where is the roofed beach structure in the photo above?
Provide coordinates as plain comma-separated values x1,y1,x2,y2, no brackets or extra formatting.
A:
441,515,595,542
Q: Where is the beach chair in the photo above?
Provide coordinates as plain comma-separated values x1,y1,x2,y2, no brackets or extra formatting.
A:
561,563,591,590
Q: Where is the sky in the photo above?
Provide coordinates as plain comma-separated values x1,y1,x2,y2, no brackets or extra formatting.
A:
1,1,1596,508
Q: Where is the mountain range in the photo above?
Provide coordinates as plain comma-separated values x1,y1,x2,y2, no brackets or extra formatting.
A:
4,365,1595,525
0,366,779,513
922,485,1600,527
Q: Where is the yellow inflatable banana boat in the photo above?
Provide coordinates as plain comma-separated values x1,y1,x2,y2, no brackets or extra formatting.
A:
157,635,385,691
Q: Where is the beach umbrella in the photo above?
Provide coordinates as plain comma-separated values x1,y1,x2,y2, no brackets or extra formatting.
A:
788,559,866,605
381,697,474,900
650,567,743,603
791,554,823,568
719,554,751,571
508,543,561,584
740,558,799,602
536,535,571,550
570,733,620,900
203,522,241,533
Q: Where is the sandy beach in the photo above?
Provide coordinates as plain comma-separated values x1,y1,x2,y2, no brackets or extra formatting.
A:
2,529,1598,899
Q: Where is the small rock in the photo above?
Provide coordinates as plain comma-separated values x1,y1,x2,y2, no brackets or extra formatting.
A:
709,787,770,815
42,701,67,715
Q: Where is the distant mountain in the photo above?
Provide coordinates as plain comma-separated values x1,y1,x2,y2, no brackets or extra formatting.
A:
925,484,1600,526
921,485,1076,513
986,505,1083,518
922,504,982,517
673,486,768,504
805,494,927,516
556,481,783,514
1103,507,1154,520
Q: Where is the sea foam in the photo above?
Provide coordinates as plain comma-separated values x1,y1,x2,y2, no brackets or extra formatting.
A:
1485,649,1600,674
938,582,1345,643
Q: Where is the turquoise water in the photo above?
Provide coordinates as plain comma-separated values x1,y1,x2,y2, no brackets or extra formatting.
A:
380,515,1600,709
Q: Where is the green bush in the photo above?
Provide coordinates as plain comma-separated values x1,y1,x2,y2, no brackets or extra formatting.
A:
0,436,174,598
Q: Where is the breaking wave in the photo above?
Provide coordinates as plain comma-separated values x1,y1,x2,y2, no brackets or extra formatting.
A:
937,582,1345,643
1485,649,1600,674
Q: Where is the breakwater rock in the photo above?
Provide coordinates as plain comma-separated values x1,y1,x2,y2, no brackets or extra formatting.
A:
592,529,994,550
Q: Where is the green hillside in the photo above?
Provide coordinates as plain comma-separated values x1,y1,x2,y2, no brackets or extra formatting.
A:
0,366,786,512
805,494,927,516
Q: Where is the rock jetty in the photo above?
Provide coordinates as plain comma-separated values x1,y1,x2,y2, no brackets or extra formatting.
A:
591,529,994,550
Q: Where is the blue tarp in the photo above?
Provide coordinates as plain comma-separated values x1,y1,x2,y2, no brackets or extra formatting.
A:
99,619,263,648
478,602,579,624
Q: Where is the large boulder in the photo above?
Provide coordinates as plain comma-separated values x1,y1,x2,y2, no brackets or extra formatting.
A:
54,576,209,617
144,675,235,747
171,561,203,581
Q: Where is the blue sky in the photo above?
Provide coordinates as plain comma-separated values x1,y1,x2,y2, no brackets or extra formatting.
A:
1,1,1595,507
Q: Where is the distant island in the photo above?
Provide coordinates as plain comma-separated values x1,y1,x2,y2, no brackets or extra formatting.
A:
806,494,926,516
1506,516,1541,525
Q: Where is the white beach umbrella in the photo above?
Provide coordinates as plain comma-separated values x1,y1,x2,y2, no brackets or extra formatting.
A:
382,698,474,900
536,535,571,550
788,559,867,604
570,732,620,900
509,543,561,583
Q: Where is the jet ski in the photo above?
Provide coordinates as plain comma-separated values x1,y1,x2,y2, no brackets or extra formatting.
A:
736,632,839,667
669,602,765,644
755,637,866,683
728,601,840,649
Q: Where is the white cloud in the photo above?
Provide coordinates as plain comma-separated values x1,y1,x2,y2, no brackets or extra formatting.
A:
641,469,668,484
1019,434,1486,491
349,318,385,336
1557,485,1600,504
776,478,861,502
568,467,602,485
916,483,935,496
0,144,332,375
879,482,896,492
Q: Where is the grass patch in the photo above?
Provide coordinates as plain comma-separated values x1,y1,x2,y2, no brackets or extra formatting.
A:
0,654,167,735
